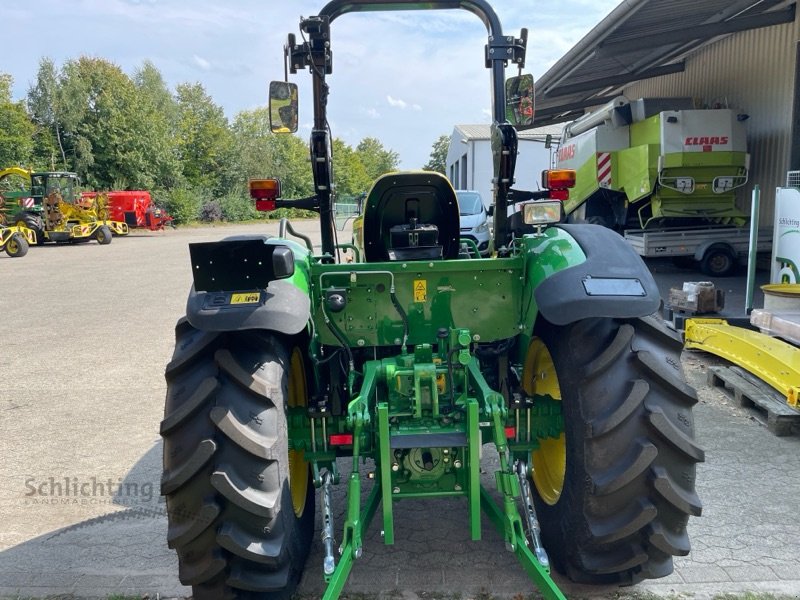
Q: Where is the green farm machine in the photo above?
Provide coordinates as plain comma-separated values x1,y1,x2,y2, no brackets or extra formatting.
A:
0,167,128,245
555,97,750,230
160,2,704,599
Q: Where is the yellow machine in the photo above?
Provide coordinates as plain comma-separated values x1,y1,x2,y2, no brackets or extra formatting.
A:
0,225,35,257
0,167,128,244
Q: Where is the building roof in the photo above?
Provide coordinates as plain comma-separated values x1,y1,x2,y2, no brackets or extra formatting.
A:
454,123,565,142
531,0,796,126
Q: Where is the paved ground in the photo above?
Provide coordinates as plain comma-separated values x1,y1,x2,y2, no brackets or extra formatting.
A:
0,222,798,599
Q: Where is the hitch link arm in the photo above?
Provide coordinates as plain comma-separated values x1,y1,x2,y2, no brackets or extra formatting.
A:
516,460,549,568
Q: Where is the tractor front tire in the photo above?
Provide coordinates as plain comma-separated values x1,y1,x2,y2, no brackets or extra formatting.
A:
161,322,314,599
95,225,113,245
527,315,704,585
15,212,45,245
6,233,29,257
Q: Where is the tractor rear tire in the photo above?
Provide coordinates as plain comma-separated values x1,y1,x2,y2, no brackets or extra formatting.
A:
527,314,703,585
14,212,45,245
95,225,113,245
6,233,28,257
161,321,314,599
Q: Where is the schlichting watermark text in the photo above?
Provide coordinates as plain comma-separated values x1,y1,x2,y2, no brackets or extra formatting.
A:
23,476,158,505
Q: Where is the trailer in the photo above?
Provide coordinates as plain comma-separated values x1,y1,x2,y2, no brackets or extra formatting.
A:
623,225,772,276
80,190,173,230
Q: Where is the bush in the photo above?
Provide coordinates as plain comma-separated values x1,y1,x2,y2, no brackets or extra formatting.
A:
219,194,258,222
200,200,223,223
155,187,202,225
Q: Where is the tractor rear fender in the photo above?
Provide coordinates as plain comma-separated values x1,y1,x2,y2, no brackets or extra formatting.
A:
185,235,312,334
533,223,660,326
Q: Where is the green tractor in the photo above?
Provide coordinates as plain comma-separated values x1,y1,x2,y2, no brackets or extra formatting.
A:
160,2,704,599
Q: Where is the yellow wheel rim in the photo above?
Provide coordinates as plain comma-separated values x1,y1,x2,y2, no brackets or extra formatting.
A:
287,348,309,517
523,338,566,505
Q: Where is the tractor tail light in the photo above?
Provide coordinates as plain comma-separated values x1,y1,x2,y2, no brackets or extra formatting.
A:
549,189,569,201
505,426,516,439
542,169,576,191
250,178,281,211
329,434,353,446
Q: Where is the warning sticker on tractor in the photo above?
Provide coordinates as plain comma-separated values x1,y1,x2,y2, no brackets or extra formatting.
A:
231,292,261,305
413,280,427,303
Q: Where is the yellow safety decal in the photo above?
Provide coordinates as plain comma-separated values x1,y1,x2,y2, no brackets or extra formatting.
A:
231,292,261,305
413,279,427,302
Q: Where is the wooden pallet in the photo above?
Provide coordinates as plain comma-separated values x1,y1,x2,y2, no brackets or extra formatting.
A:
707,366,800,436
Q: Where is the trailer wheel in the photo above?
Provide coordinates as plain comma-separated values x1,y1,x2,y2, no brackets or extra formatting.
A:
95,225,113,245
14,213,44,245
700,247,736,277
5,233,28,257
525,315,703,585
161,321,314,600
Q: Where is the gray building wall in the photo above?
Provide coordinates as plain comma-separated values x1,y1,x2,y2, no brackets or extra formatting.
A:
623,16,800,227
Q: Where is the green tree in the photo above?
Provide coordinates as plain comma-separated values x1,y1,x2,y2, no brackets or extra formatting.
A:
27,57,66,170
175,82,233,192
332,138,371,197
355,137,400,181
0,73,35,168
133,61,182,189
423,134,449,173
227,108,313,199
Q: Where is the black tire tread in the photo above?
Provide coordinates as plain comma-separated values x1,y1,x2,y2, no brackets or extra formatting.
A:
161,321,313,599
532,315,703,585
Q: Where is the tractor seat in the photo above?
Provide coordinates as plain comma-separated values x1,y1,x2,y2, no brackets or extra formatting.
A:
361,172,460,262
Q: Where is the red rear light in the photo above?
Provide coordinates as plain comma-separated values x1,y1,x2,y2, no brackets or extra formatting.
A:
548,189,569,201
504,426,516,439
542,169,576,190
249,178,281,212
329,434,353,446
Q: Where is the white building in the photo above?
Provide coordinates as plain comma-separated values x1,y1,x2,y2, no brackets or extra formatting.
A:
445,124,564,210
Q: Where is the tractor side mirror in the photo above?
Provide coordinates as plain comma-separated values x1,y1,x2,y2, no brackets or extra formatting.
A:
505,74,535,128
269,81,299,133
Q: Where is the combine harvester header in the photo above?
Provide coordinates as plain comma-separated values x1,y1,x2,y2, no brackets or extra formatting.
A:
556,97,751,230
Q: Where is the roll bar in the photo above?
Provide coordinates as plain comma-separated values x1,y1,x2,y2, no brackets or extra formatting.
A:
288,0,526,255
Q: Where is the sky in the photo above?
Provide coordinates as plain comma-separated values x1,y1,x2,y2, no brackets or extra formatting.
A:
2,0,620,170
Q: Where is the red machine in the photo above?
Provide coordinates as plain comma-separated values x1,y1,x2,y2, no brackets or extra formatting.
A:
80,190,173,230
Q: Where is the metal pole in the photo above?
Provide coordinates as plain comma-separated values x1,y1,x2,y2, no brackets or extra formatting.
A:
745,185,760,313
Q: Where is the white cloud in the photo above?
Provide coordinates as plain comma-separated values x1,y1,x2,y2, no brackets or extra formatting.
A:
364,107,381,119
387,95,408,109
193,55,211,71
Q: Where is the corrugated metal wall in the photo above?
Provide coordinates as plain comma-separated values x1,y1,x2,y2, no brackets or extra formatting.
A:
624,16,799,227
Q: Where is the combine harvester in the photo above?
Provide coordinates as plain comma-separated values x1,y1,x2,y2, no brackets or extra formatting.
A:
0,167,128,245
556,97,769,275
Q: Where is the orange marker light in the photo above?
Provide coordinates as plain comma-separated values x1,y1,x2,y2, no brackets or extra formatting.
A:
249,178,281,211
542,169,576,190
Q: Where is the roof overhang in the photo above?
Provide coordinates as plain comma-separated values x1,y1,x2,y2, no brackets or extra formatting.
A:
530,0,796,127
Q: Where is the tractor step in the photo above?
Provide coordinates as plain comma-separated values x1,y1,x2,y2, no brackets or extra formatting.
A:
707,366,800,436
